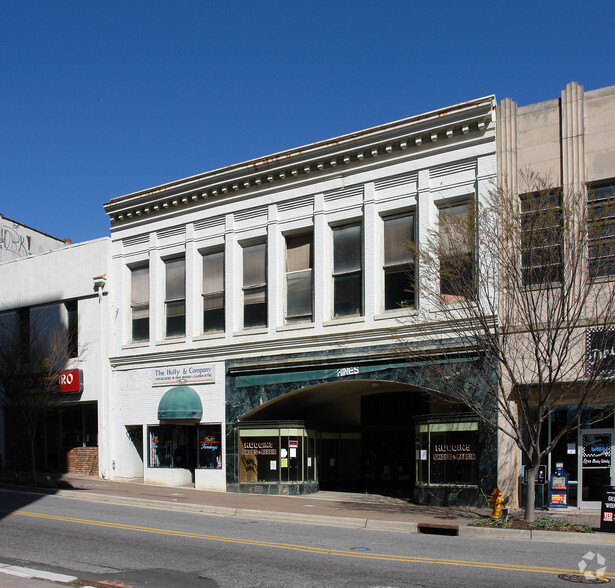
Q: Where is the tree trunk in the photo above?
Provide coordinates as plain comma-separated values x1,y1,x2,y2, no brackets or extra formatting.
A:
524,464,540,522
26,416,38,483
28,432,37,482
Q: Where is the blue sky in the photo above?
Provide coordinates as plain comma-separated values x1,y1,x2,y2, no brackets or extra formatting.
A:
1,1,614,243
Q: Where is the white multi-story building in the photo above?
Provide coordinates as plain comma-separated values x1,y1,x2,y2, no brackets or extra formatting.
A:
104,97,497,504
0,238,111,477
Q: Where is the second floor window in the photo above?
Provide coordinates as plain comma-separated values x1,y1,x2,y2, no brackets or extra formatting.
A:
333,224,362,317
521,191,563,286
165,257,185,337
66,300,78,357
439,201,475,302
588,182,615,278
243,243,267,328
131,265,149,342
202,250,225,333
384,213,415,309
286,233,313,323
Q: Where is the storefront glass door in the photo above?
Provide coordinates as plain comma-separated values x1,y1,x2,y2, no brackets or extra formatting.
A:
579,429,613,509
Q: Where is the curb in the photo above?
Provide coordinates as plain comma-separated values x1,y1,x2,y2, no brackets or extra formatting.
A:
459,526,531,540
0,563,77,584
2,485,614,544
459,525,615,544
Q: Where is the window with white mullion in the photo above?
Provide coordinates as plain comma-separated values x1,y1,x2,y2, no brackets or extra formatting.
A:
286,233,313,323
243,243,267,328
165,257,185,337
202,250,225,332
383,213,415,310
333,224,362,317
440,201,475,302
131,265,149,342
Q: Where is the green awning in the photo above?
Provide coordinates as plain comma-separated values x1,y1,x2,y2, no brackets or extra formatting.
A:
157,386,203,420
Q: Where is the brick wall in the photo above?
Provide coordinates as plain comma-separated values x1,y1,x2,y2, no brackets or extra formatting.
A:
65,447,99,475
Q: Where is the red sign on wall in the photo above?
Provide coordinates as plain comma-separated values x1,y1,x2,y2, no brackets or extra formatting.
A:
58,369,83,394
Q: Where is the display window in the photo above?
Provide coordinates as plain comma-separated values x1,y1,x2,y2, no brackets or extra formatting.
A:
238,425,316,484
416,421,479,486
198,425,223,469
148,424,222,469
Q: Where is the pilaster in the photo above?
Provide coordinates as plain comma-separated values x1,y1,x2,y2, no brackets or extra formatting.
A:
267,204,281,333
185,223,196,343
561,81,586,195
224,214,236,337
496,97,518,198
363,182,377,320
313,193,327,324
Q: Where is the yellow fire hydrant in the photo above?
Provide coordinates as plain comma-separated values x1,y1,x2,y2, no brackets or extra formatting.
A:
488,487,504,519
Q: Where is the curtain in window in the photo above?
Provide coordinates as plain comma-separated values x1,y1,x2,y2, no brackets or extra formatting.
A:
131,266,149,305
286,234,311,272
243,243,266,287
333,225,361,273
166,258,185,301
286,234,313,321
203,251,224,294
384,215,414,265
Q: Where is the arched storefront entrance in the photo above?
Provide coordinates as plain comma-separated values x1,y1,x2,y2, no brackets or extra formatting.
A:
235,379,485,501
226,352,497,506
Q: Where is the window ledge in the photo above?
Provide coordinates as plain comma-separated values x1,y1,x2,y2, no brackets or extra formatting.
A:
323,316,365,327
234,327,269,337
123,340,151,350
374,308,416,321
520,280,563,291
589,274,615,284
429,301,475,314
277,322,315,332
194,332,226,342
156,336,187,346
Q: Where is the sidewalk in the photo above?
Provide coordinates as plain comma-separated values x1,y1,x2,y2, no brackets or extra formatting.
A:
1,474,610,543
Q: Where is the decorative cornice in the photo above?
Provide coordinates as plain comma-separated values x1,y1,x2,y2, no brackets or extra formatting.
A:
104,96,496,227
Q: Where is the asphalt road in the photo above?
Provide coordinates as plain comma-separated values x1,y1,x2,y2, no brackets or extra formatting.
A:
0,489,612,587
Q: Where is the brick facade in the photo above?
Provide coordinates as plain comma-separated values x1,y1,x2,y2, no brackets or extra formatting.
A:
65,447,98,475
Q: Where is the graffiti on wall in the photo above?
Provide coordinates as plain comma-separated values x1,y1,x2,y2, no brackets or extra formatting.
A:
0,221,32,258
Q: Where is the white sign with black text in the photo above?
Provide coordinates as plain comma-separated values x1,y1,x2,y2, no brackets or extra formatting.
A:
153,364,215,386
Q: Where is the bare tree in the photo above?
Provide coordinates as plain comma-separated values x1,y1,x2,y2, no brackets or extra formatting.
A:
0,311,72,481
405,173,615,521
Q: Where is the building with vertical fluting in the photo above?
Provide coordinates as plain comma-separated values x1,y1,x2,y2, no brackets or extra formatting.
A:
497,82,615,509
